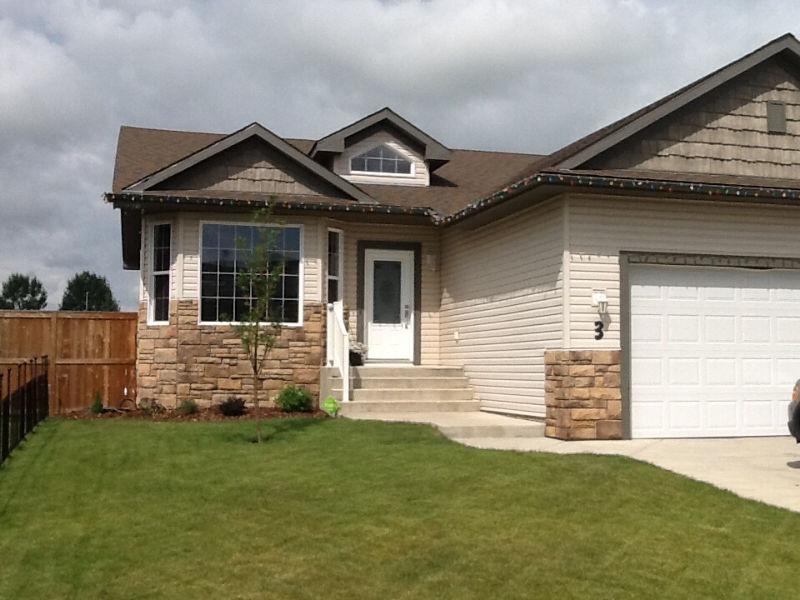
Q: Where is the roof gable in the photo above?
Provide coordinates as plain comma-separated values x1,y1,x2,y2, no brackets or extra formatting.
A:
123,122,375,203
584,57,800,180
150,136,347,197
546,33,800,170
311,107,453,165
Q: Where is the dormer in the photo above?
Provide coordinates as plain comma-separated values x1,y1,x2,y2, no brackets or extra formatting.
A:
311,107,452,187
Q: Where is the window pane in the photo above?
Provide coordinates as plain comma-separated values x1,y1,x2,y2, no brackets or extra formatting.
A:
283,300,299,324
155,224,171,247
201,247,217,272
154,274,169,322
219,225,236,249
153,224,171,272
218,274,234,297
373,260,401,324
283,274,299,299
201,273,218,297
218,298,233,322
235,225,253,249
283,227,300,251
203,224,219,249
201,298,217,322
328,279,339,303
283,258,299,275
396,159,411,174
328,230,339,254
234,298,252,322
219,249,235,272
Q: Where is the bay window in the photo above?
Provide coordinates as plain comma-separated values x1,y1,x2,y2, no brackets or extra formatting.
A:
200,223,302,325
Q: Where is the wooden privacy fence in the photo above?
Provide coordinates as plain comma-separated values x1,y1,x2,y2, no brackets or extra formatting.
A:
1,357,49,465
0,311,137,413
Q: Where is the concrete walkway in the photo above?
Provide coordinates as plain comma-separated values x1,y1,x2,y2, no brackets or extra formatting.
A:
458,435,800,513
347,410,800,512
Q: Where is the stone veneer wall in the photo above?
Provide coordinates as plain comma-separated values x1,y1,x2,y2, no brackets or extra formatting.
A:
137,299,324,408
544,350,622,440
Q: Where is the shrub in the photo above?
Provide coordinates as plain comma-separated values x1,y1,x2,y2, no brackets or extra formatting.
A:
219,396,246,417
275,385,314,413
90,392,103,414
177,399,199,415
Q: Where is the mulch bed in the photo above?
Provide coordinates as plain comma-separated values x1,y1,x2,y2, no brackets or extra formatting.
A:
63,406,328,422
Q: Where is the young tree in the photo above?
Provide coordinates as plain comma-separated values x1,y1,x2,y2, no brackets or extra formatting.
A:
234,209,285,443
0,273,47,310
60,271,120,311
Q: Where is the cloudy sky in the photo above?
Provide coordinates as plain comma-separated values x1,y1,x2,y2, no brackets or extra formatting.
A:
1,0,797,309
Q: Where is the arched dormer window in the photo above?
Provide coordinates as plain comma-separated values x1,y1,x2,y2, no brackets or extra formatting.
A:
350,144,412,175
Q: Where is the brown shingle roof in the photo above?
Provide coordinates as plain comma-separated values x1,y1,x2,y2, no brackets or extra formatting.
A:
112,125,542,215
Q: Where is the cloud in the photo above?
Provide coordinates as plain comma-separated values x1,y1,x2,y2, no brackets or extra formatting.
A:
0,0,798,308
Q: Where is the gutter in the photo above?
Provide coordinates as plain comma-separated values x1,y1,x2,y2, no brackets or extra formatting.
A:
105,192,437,219
438,171,800,226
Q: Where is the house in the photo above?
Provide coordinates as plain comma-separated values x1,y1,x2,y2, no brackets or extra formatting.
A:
108,33,800,441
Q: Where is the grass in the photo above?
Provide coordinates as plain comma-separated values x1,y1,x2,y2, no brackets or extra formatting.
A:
0,419,796,599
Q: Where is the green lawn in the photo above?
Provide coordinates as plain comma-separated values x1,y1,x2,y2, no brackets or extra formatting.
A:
0,419,796,599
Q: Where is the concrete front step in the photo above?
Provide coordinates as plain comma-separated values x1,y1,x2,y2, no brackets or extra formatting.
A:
339,400,481,415
344,410,546,439
342,388,474,402
350,376,470,389
349,366,465,378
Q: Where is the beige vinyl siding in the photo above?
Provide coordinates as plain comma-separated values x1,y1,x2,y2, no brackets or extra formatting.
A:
333,130,429,187
566,194,800,347
328,220,440,365
590,59,800,179
439,199,564,417
143,212,324,308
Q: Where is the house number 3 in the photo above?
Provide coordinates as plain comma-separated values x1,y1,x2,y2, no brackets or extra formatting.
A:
594,320,604,340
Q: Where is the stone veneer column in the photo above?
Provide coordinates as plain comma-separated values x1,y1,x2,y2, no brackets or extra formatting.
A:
137,299,325,408
544,350,622,440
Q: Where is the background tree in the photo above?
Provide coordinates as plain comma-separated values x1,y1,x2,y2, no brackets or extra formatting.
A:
60,271,120,311
0,273,47,310
234,209,284,444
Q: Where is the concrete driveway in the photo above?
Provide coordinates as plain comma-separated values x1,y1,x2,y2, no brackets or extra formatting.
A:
459,435,800,512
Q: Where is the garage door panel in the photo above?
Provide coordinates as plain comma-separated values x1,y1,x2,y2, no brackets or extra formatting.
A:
776,317,800,342
705,316,736,342
667,358,700,384
630,265,797,438
741,317,771,342
777,358,800,383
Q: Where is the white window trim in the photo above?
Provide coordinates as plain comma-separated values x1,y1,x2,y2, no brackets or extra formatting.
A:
197,219,305,328
148,220,173,326
349,144,416,179
326,227,344,303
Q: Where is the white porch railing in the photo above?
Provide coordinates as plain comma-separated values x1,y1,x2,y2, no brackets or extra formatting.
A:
326,300,350,402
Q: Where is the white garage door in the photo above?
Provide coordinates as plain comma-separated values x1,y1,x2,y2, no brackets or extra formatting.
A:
630,264,800,438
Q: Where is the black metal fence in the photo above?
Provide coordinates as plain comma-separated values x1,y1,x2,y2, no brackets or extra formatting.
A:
0,356,49,465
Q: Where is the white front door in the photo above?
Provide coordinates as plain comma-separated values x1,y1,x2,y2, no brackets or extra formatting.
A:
364,249,414,362
630,264,800,438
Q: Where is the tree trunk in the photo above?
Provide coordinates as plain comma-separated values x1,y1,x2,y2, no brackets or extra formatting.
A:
253,371,261,443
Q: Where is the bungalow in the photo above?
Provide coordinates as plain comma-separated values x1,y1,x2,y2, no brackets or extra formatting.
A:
108,33,800,441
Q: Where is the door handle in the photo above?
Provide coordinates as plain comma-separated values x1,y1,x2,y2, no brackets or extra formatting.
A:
403,304,410,324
